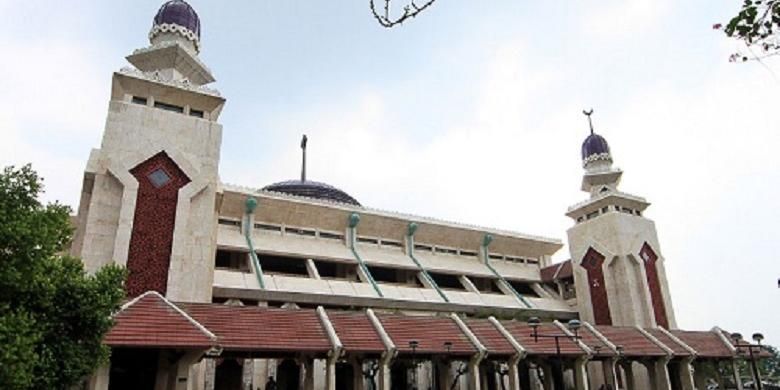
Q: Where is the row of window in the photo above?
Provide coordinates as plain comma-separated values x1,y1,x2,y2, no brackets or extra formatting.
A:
217,218,540,266
131,95,205,118
215,249,541,298
576,204,642,223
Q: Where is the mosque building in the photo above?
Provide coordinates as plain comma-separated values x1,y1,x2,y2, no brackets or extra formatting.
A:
71,1,769,390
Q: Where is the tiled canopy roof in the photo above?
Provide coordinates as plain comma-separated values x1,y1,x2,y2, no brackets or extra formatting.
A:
501,322,585,356
541,260,572,283
594,326,666,357
105,297,754,362
104,291,215,349
179,303,332,355
377,313,476,356
327,310,385,354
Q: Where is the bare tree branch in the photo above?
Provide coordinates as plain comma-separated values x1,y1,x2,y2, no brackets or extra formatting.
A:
370,0,438,28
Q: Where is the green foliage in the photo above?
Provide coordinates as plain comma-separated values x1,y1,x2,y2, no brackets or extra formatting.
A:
719,0,780,61
0,165,127,390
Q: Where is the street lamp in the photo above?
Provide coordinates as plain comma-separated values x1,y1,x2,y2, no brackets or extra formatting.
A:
731,332,765,390
527,317,582,390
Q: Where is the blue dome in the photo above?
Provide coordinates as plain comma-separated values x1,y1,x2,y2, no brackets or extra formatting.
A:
263,180,361,206
581,133,610,161
153,0,200,38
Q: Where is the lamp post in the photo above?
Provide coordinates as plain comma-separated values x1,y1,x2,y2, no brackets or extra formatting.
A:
409,340,419,390
527,317,582,390
731,332,765,390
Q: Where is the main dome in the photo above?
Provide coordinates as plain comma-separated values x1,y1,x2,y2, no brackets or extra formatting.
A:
262,180,362,206
153,0,201,38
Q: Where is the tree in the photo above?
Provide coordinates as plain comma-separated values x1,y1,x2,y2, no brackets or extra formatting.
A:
0,165,126,389
717,0,780,61
370,0,438,28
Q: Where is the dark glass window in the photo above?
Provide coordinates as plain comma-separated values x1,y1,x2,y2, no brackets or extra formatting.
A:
147,168,171,188
154,101,184,113
131,96,148,105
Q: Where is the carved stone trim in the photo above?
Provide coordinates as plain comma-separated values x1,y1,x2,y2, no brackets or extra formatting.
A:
149,22,201,53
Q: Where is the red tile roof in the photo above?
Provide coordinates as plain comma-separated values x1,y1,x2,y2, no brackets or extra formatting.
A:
670,330,733,358
594,326,666,357
646,329,692,357
541,260,572,282
105,292,215,349
179,303,332,354
501,321,585,356
377,313,476,356
465,319,515,356
327,310,385,354
578,326,617,357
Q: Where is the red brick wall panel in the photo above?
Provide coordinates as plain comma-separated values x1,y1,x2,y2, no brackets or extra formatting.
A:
640,243,668,328
580,248,612,325
126,152,190,297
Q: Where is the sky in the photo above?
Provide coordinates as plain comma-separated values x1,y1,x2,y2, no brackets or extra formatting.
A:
1,1,778,344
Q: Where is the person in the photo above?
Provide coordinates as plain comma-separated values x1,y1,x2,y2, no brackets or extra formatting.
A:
265,376,277,390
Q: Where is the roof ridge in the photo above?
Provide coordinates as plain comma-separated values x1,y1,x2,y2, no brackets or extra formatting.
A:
121,291,217,341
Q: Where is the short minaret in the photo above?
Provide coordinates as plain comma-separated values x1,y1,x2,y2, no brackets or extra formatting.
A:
71,0,224,303
566,110,676,328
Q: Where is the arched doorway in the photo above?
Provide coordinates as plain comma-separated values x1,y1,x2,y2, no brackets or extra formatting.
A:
336,362,355,390
214,359,243,390
277,359,301,390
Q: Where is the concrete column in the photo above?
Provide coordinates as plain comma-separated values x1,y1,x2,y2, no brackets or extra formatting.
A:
620,362,637,390
731,359,744,390
166,351,203,390
573,358,590,390
692,362,708,390
436,359,453,390
468,356,482,390
678,358,696,390
326,357,337,390
353,360,365,390
602,359,618,389
87,363,110,390
378,357,391,390
649,359,672,390
303,359,315,390
508,356,522,390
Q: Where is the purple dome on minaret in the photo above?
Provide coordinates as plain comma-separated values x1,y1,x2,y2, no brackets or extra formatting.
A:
153,0,200,38
581,133,610,161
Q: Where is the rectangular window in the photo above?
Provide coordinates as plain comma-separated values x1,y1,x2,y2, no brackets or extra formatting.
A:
380,240,403,249
414,244,433,252
255,223,282,232
131,96,148,105
218,218,241,227
257,254,309,276
428,272,467,291
319,231,344,240
287,227,316,237
215,250,249,272
189,109,204,118
460,250,478,257
357,236,379,245
154,101,184,113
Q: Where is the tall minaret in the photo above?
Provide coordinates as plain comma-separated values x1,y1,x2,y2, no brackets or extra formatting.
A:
565,111,676,328
71,0,224,303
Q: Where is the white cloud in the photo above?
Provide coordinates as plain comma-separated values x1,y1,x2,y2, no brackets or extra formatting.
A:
581,0,670,38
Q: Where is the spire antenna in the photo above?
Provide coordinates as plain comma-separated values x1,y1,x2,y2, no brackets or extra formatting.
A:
583,109,595,135
300,134,308,182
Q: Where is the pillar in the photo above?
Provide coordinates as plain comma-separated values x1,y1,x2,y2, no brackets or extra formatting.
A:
678,358,695,390
602,359,618,389
620,362,637,390
326,356,337,390
353,360,365,390
573,358,590,390
166,351,203,390
749,357,763,390
508,356,522,390
437,359,453,390
713,361,726,390
468,356,482,390
303,359,315,390
731,359,744,390
378,356,392,390
648,358,671,390
692,362,707,390
87,363,110,390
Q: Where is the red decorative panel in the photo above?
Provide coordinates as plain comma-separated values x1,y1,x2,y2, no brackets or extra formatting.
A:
640,243,668,328
126,152,190,297
580,248,612,325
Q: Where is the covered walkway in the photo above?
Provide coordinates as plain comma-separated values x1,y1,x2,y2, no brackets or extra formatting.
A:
95,291,769,390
